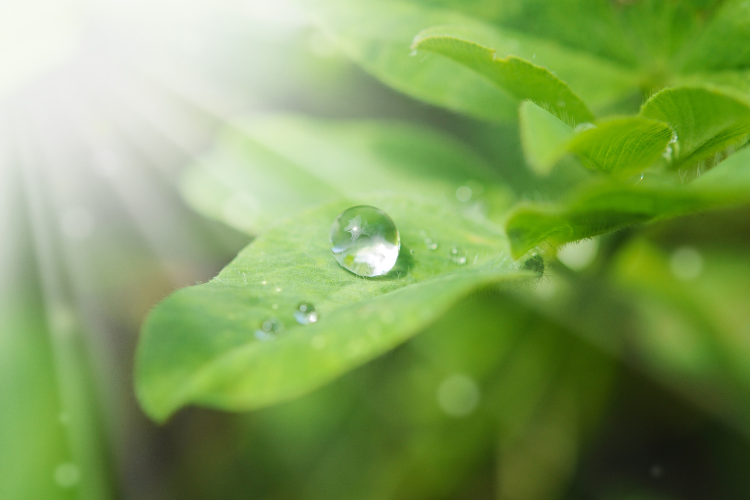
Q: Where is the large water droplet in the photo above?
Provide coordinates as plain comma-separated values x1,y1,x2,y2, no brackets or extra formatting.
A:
255,318,281,341
294,302,319,325
330,206,400,277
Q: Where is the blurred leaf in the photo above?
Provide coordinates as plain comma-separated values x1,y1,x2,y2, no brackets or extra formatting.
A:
612,239,750,432
678,0,750,72
136,196,533,422
412,32,594,124
505,146,750,258
181,115,512,235
520,101,673,177
641,85,750,171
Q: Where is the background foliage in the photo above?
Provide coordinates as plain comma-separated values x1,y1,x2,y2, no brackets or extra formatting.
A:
3,0,750,499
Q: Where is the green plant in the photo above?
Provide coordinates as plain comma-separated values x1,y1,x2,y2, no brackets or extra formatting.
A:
135,1,750,495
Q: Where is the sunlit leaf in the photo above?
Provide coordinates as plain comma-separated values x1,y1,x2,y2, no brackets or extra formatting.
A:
136,196,534,422
412,32,594,124
180,115,512,235
297,0,640,121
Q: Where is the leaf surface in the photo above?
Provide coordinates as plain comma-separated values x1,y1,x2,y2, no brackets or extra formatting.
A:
181,115,511,234
136,196,532,421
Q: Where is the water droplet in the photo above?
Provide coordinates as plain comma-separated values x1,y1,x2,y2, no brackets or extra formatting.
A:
424,238,438,250
437,374,480,417
261,280,267,285
255,318,281,341
456,186,472,202
574,122,595,133
294,302,319,325
670,246,703,281
450,247,467,265
54,462,80,488
274,286,282,293
330,206,400,277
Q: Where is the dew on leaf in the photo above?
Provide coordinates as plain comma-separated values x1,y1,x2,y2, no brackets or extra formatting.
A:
255,318,281,341
330,205,400,277
450,246,467,265
294,302,319,325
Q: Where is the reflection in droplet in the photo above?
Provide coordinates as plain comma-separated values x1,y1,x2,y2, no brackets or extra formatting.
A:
294,302,319,325
54,462,80,488
330,206,400,277
255,318,281,341
670,246,703,281
437,374,480,417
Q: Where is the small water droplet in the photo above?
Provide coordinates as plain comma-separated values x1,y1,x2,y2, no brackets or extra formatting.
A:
255,318,281,341
437,374,480,417
574,122,595,133
455,186,472,202
424,237,438,250
261,280,267,285
294,302,319,325
330,206,400,277
409,249,416,255
275,286,282,293
450,247,467,265
54,462,80,488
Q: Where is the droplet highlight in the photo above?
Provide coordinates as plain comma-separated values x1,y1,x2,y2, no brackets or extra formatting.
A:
330,205,400,277
450,247,467,265
294,302,319,325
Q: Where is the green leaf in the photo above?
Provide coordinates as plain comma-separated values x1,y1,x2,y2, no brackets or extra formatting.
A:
135,196,533,422
641,85,750,171
520,101,673,176
412,32,594,124
180,115,511,234
298,0,639,121
505,145,750,258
